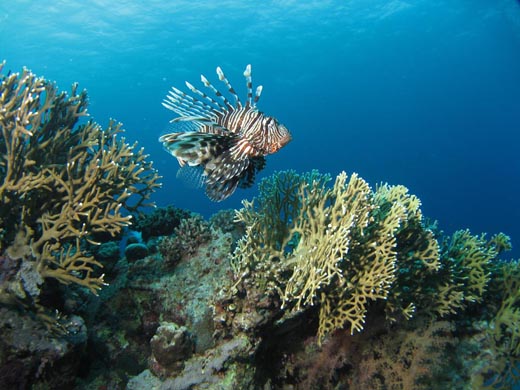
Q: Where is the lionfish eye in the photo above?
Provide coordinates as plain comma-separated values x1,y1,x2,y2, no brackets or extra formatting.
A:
269,118,282,132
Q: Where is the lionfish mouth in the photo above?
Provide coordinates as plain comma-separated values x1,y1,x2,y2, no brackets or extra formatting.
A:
281,134,292,147
270,134,292,153
280,128,292,144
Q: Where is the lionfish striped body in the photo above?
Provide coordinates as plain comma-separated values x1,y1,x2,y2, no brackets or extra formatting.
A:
159,64,292,201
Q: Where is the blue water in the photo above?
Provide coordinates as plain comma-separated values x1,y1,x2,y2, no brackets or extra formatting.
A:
2,0,519,258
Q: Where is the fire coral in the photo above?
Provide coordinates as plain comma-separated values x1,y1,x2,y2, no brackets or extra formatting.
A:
0,62,160,302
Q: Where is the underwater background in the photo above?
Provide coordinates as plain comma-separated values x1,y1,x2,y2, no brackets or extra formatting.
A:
2,0,519,258
2,1,520,389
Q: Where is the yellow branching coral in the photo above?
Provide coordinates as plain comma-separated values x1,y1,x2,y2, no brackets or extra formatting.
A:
282,172,374,312
231,170,330,290
380,184,441,322
488,232,512,254
313,174,403,338
0,62,161,298
433,283,466,317
374,183,439,271
232,170,438,343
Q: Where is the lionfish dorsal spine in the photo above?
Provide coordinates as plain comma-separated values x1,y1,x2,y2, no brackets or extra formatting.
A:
184,81,229,114
216,66,241,110
254,85,263,105
242,64,263,107
163,86,222,121
243,64,253,107
199,74,229,112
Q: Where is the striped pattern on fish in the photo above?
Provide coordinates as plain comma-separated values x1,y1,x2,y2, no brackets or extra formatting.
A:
159,64,292,201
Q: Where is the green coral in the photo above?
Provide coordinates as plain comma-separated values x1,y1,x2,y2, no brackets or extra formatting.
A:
472,259,520,389
133,205,191,241
431,230,498,316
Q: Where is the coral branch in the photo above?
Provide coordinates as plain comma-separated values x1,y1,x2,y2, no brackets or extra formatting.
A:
0,63,160,300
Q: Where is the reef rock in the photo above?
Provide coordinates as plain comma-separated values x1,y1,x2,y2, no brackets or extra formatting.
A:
0,307,87,389
125,243,149,261
150,322,194,377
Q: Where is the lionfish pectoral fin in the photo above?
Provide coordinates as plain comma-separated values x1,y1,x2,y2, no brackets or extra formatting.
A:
176,165,206,189
171,116,214,124
161,119,202,135
203,151,252,201
205,155,263,201
159,132,229,167
238,156,266,189
206,177,241,202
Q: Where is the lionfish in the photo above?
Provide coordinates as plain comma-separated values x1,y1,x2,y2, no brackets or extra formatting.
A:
159,64,292,201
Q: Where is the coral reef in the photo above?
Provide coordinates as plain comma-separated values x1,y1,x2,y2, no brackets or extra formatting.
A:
0,63,160,306
214,170,520,388
279,317,456,390
471,259,520,388
128,335,255,390
12,163,508,390
158,215,212,265
73,211,237,388
209,208,246,242
355,319,456,389
93,241,120,264
133,205,191,241
2,73,520,390
431,229,499,316
230,170,440,342
0,63,160,388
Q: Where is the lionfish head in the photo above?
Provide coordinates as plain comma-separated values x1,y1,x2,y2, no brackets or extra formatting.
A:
266,119,292,154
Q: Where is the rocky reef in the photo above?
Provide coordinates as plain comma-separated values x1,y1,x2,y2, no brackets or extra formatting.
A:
83,171,519,390
0,63,161,388
1,64,520,390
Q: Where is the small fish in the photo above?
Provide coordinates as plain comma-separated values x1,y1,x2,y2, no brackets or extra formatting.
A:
159,64,292,201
